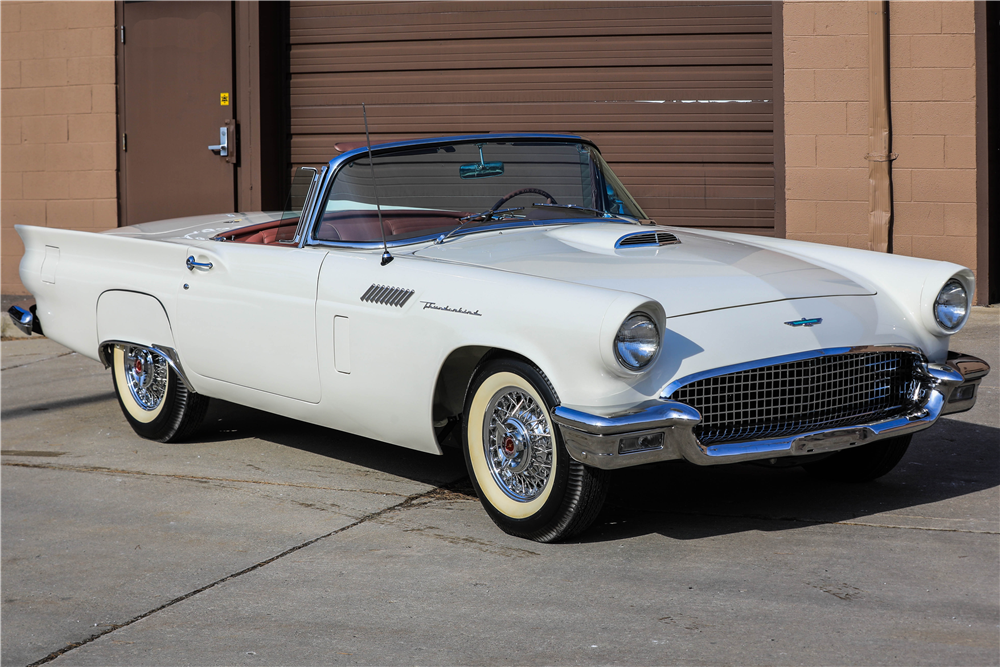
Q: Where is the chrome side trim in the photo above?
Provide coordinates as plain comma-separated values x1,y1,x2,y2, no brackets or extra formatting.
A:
659,345,923,399
555,350,989,470
98,340,195,393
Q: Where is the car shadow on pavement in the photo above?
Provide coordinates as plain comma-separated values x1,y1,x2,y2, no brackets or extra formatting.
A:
195,399,997,544
577,418,999,543
194,399,469,488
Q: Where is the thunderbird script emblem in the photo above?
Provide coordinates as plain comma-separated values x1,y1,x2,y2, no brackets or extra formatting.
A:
785,317,823,327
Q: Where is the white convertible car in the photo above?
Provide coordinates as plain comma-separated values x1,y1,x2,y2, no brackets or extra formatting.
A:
11,134,990,542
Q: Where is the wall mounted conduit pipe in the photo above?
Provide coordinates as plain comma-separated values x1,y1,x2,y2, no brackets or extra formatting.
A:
866,1,897,253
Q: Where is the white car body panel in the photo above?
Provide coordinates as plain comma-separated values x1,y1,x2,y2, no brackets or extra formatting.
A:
18,215,973,457
176,241,325,403
13,133,982,466
96,291,175,351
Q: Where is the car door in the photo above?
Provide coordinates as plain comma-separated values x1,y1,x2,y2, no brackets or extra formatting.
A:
173,242,327,403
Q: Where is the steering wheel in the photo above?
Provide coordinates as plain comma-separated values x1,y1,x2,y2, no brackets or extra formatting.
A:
491,188,558,211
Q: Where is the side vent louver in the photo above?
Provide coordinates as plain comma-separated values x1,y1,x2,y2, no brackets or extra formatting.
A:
615,231,681,249
360,284,415,307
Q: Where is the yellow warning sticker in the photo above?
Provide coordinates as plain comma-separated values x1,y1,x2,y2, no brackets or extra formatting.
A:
220,93,230,106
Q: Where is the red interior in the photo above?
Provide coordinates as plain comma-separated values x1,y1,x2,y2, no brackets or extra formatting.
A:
218,209,466,246
215,218,300,245
316,210,467,242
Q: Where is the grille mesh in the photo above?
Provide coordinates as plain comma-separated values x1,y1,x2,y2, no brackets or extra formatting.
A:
670,351,922,445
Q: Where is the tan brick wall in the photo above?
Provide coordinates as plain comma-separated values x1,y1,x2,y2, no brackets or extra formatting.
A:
783,1,871,251
1,1,116,295
888,1,977,270
783,1,979,280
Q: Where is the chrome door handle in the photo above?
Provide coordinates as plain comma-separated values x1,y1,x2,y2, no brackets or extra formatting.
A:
208,126,228,156
186,256,213,271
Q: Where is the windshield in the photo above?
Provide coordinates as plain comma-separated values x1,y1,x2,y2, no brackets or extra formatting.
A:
312,140,646,244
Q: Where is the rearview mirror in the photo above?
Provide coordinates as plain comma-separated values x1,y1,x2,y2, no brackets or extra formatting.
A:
459,161,505,179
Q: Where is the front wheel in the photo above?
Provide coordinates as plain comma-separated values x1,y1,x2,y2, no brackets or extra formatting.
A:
463,358,608,542
111,344,209,442
802,434,912,482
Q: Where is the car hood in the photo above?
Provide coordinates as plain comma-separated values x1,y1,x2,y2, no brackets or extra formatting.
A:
102,211,283,242
413,223,875,317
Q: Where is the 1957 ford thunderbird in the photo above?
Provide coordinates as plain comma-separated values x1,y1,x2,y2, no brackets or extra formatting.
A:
11,134,990,542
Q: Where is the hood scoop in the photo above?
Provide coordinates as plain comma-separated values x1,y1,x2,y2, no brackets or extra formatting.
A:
615,231,680,248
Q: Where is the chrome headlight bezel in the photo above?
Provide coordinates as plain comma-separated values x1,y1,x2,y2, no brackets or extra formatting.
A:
614,312,661,371
933,278,968,332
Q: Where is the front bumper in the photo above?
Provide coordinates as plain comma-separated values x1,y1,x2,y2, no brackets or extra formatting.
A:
552,352,990,470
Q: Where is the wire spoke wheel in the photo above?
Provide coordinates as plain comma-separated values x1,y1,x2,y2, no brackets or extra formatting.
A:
111,343,209,442
464,357,609,542
484,388,554,502
123,346,169,411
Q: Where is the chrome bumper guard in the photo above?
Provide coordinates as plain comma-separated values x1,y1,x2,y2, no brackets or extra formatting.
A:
7,299,43,336
552,352,990,470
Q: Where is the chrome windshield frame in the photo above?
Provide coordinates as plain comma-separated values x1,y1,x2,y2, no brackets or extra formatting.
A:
297,133,608,250
291,165,326,245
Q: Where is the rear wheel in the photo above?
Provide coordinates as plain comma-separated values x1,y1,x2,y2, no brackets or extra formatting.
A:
463,358,608,542
803,434,912,482
111,344,209,442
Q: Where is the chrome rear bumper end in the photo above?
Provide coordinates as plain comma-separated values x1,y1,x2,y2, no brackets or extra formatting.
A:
6,300,43,336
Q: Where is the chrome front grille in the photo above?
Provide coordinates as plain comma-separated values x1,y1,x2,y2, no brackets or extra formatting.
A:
670,351,922,445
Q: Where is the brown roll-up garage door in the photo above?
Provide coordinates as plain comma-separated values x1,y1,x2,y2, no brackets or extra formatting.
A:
289,1,777,234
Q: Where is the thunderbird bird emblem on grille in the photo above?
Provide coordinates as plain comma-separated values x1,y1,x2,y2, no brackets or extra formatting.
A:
785,318,823,327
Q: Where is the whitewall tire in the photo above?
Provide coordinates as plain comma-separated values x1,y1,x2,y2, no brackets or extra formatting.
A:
111,345,209,442
463,357,608,542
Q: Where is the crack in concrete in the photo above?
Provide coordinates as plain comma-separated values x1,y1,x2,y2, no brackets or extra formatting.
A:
0,350,75,371
24,481,461,666
833,519,998,535
2,461,413,498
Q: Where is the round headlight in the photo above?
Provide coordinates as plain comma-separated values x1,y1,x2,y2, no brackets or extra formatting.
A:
934,279,968,330
615,313,660,370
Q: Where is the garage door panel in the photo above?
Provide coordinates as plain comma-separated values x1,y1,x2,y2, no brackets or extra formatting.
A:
290,132,775,166
585,132,773,164
290,68,773,107
288,1,776,234
290,102,773,136
290,2,772,43
290,34,773,74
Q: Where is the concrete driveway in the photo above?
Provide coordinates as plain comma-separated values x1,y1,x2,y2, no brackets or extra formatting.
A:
2,309,997,666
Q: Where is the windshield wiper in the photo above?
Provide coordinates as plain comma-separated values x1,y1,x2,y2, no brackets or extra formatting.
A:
531,203,616,218
458,207,524,223
435,207,524,244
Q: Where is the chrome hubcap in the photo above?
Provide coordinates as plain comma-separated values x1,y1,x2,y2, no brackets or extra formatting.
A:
484,388,553,502
124,346,168,411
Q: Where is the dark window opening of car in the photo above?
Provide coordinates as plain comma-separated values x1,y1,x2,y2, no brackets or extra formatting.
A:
312,140,647,245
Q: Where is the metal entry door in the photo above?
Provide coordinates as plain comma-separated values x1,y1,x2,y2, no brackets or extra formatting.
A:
120,2,236,225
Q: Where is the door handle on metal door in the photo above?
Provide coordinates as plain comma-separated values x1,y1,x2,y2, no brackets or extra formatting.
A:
208,126,228,156
186,256,213,271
